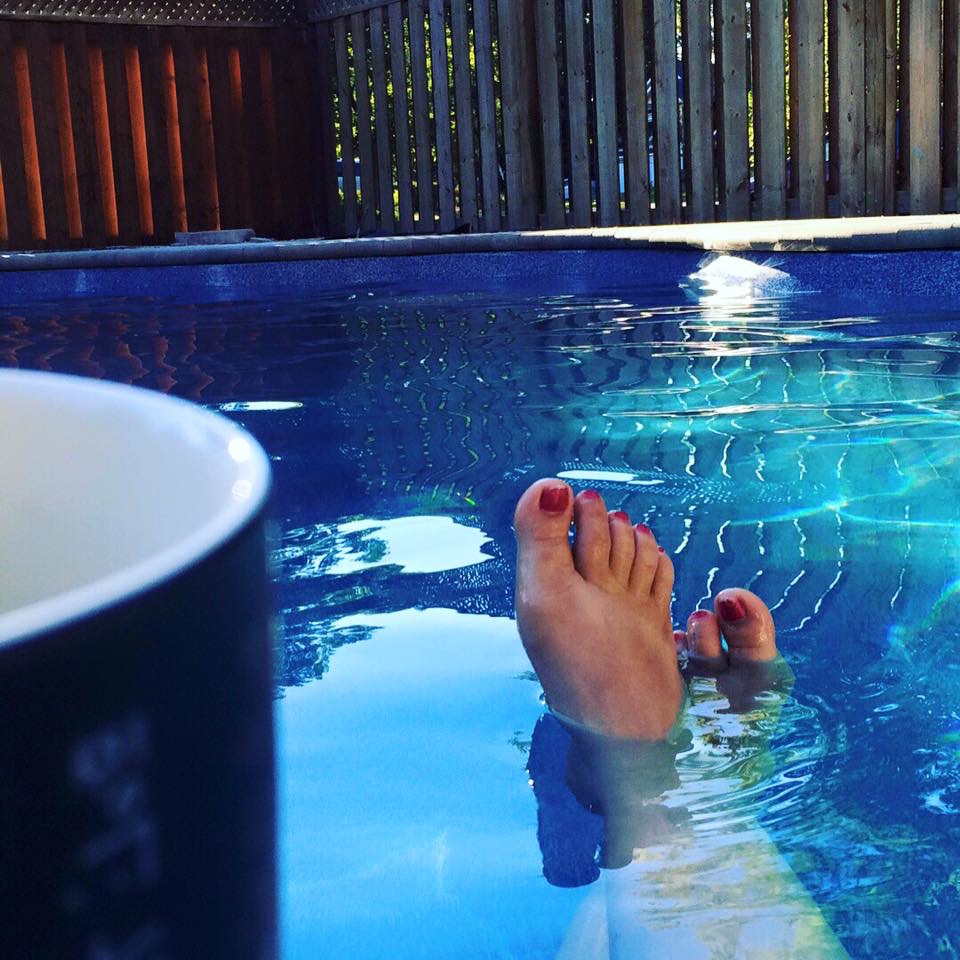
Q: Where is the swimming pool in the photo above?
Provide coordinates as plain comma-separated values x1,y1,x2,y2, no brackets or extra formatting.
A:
4,246,960,958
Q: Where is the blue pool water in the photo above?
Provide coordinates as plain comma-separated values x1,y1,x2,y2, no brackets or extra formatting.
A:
6,249,960,958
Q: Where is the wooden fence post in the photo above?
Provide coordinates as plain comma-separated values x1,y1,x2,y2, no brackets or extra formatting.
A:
751,0,786,220
788,0,826,217
907,0,942,214
651,0,680,223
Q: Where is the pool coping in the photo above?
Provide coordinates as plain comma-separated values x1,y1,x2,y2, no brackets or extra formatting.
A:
4,214,960,272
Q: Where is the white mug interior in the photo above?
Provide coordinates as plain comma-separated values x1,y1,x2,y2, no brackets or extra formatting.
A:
0,370,271,646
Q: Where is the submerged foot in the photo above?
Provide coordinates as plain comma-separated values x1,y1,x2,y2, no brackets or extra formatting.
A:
514,478,681,740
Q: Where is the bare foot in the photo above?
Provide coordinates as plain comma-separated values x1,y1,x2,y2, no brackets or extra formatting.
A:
514,477,682,740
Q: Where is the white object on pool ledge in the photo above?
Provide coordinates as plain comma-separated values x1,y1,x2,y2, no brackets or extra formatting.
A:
558,469,664,487
218,400,303,412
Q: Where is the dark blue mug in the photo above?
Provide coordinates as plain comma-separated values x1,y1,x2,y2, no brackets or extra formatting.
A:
0,370,276,959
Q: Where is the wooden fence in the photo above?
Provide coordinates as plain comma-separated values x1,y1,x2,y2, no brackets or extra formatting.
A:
0,16,326,249
2,0,960,249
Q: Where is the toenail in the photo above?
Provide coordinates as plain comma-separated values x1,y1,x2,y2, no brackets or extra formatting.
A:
718,597,747,622
635,522,652,536
657,546,665,553
539,485,570,513
689,610,711,622
581,489,601,501
611,510,630,522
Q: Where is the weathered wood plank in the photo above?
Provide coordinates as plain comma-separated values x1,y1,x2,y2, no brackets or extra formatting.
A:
907,0,941,213
473,0,500,230
311,20,342,236
24,21,69,246
139,29,174,242
369,8,395,232
750,0,785,219
124,39,157,240
622,0,650,224
98,27,142,242
593,0,619,226
407,0,435,231
351,11,378,232
450,0,478,229
277,29,317,238
680,0,714,222
333,17,358,234
716,0,749,220
387,1,414,233
863,0,887,215
428,0,455,231
193,39,222,230
497,0,525,229
564,0,591,225
788,0,825,217
534,0,564,227
836,0,865,215
883,0,896,212
227,32,254,229
651,0,680,222
0,21,32,246
62,23,105,245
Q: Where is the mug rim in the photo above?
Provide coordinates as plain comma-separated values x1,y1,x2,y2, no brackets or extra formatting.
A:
0,369,272,649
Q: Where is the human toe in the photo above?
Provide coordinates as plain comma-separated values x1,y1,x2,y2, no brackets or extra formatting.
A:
685,609,726,669
715,588,778,663
607,510,636,585
572,489,615,583
513,478,575,583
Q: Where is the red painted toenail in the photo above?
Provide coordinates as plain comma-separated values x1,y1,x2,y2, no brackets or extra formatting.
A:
538,486,569,512
657,546,665,553
635,523,652,536
581,489,601,501
718,597,747,622
611,510,630,522
689,610,711,621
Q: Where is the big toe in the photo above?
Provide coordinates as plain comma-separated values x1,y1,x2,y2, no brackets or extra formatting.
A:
715,588,778,663
514,478,575,593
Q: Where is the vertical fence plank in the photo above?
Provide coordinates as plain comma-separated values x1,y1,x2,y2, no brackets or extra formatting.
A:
497,0,522,228
751,0,785,219
836,0,865,215
407,0,435,231
945,0,958,204
863,0,888,215
351,12,378,232
47,25,83,241
207,36,240,229
534,0,564,227
369,8,395,233
388,1,414,233
788,0,826,217
716,0,749,220
238,38,271,235
227,33,254,228
681,0,714,222
0,21,31,247
25,22,69,246
907,0,941,213
63,22,104,245
450,0,478,229
310,21,340,237
622,0,650,225
883,0,896,213
564,0,592,225
593,0,620,226
333,17,358,234
98,27,142,242
651,0,680,222
171,28,206,231
139,29,174,241
428,0,455,230
473,0,500,230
